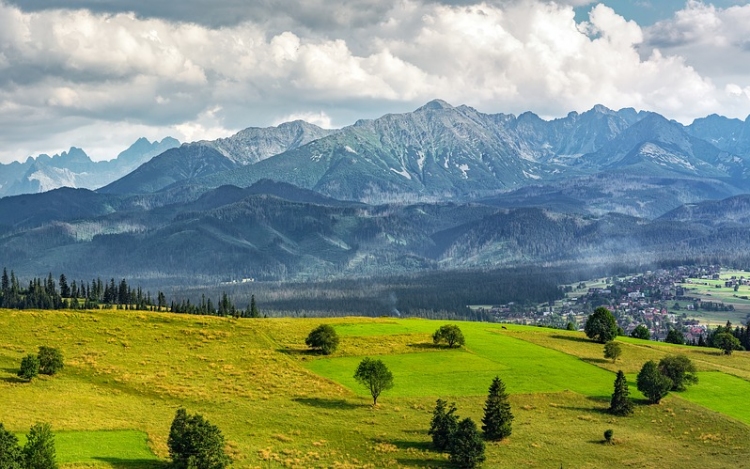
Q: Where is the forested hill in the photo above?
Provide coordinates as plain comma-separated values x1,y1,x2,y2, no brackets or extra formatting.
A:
1,179,750,284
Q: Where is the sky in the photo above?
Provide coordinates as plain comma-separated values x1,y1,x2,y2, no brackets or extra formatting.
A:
1,0,750,163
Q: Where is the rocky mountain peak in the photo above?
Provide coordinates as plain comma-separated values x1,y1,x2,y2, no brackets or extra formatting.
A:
415,99,454,112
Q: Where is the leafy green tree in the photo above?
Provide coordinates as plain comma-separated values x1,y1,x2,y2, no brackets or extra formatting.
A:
566,321,576,331
665,329,685,345
23,423,57,469
637,360,673,404
584,307,618,343
428,399,459,452
18,354,40,381
0,423,23,469
449,418,486,469
658,355,698,391
353,357,394,405
433,325,465,348
608,370,633,416
604,429,614,444
168,409,230,469
481,376,513,441
305,324,340,355
603,341,622,363
630,325,650,340
713,332,742,355
37,347,63,376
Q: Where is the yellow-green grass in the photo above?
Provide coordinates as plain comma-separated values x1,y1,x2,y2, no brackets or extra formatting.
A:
2,310,750,468
15,430,159,467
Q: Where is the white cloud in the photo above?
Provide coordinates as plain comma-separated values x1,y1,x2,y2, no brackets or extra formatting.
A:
275,111,334,129
0,0,749,163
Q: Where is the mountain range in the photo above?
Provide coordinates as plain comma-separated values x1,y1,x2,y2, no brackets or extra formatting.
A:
0,137,180,197
3,100,750,285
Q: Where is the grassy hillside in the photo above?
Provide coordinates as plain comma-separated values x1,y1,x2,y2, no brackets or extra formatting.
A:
2,310,750,468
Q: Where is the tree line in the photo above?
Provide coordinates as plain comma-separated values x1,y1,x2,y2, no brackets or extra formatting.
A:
0,267,260,319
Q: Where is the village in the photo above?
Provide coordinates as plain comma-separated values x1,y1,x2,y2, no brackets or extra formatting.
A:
478,265,748,342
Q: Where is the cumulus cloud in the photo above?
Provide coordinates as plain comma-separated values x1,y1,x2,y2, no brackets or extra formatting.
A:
645,1,750,80
0,0,748,163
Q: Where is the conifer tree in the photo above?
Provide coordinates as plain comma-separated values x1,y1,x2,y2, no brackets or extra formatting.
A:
481,376,513,440
23,423,57,469
250,294,260,318
0,422,23,469
1,268,9,292
428,399,459,452
609,370,633,416
449,418,485,469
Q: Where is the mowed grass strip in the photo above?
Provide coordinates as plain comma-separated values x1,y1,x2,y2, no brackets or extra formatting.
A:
15,430,159,466
305,327,615,397
680,372,750,426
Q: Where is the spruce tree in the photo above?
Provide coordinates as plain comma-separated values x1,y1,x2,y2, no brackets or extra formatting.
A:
449,418,485,469
428,399,459,452
250,295,260,318
609,370,633,416
481,376,513,441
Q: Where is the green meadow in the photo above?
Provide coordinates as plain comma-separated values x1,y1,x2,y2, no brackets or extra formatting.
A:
3,310,750,468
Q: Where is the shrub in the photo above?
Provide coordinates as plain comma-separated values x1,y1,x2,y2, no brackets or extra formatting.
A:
604,429,614,444
18,354,40,381
603,341,622,363
305,324,340,355
37,347,63,376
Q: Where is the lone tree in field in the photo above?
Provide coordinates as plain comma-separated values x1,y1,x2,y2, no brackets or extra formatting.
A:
18,354,40,381
37,346,63,376
609,370,633,416
449,418,486,469
305,324,340,355
0,423,23,469
630,325,650,340
428,399,459,452
637,360,673,404
23,423,57,469
168,408,230,469
603,341,622,363
665,329,685,345
713,332,742,355
584,307,618,343
481,376,513,441
658,355,697,391
354,357,394,406
433,324,465,348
